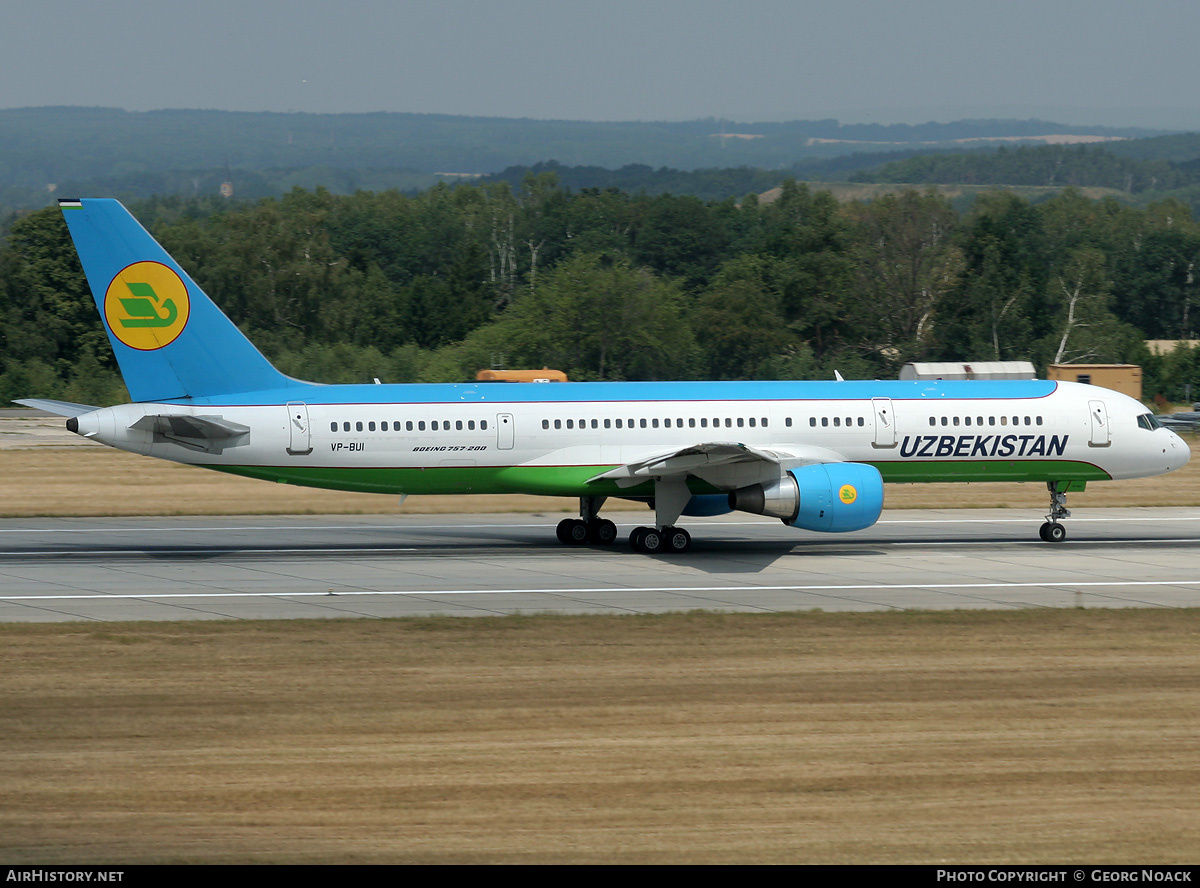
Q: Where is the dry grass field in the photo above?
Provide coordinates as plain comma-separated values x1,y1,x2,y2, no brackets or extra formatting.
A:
2,610,1199,864
2,435,1200,518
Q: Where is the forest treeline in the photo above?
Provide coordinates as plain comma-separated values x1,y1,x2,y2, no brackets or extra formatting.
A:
4,176,1200,408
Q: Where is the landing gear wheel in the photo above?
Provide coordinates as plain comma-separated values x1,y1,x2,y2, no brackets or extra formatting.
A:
1040,522,1067,543
588,519,618,545
639,527,664,554
664,526,691,553
556,518,588,545
630,527,647,550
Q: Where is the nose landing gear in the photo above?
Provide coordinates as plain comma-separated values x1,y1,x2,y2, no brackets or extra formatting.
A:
1039,482,1071,542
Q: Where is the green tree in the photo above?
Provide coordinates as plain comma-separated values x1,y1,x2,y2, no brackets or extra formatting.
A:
449,253,698,381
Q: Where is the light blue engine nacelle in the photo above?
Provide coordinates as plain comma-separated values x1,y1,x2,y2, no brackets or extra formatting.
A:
728,463,884,533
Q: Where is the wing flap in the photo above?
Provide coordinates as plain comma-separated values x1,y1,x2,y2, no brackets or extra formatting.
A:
589,441,850,490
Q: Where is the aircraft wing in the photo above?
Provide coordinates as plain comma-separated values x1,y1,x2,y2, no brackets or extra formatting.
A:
588,441,850,490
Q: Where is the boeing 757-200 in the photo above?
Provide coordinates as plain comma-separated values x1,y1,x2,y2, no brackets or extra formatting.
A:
18,199,1190,554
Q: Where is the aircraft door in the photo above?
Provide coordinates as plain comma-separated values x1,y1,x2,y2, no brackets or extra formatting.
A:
286,401,313,455
1088,399,1110,447
872,398,896,447
497,413,514,450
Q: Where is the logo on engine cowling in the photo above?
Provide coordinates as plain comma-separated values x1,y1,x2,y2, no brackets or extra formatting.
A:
104,261,190,351
838,484,858,504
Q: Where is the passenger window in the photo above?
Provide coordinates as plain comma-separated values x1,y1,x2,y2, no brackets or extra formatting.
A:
810,417,817,427
592,419,599,429
468,420,475,430
356,421,363,432
330,422,338,432
1035,416,1042,426
689,418,696,428
725,418,732,428
456,420,463,431
749,417,756,428
833,417,841,427
989,417,996,426
567,419,574,429
821,417,829,427
856,417,863,427
941,417,948,426
701,418,709,428
785,417,792,427
481,421,487,430
418,421,426,431
343,422,351,432
554,419,562,430
652,418,659,428
406,421,413,431
604,419,611,429
737,417,745,428
615,419,623,429
640,419,647,429
953,417,959,426
964,417,972,426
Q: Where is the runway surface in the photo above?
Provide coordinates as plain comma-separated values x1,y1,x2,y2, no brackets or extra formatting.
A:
3,508,1200,622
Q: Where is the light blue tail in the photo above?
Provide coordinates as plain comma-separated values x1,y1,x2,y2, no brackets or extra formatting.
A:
59,198,294,402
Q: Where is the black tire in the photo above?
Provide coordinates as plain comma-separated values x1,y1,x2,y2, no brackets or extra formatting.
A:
566,518,589,545
640,528,664,554
665,526,691,553
630,527,647,550
1045,522,1066,543
1038,522,1052,542
556,519,574,544
589,519,618,545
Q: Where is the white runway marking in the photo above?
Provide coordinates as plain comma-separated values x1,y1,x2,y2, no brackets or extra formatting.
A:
5,578,1200,602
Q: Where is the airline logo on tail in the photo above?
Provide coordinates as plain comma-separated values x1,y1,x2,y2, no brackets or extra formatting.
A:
103,261,190,350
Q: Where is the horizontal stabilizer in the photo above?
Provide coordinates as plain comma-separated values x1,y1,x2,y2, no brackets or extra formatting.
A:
13,398,100,418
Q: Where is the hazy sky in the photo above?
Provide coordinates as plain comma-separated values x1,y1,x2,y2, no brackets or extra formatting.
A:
5,1,1200,128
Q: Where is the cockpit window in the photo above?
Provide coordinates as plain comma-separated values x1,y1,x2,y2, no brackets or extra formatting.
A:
1137,413,1163,431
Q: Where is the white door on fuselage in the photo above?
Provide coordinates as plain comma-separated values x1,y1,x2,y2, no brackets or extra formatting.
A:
872,398,896,447
286,401,313,455
1088,399,1111,447
497,413,514,450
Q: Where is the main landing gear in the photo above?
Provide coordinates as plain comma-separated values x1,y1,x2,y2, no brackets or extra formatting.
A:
555,487,695,554
629,525,691,554
1038,481,1070,543
556,495,618,546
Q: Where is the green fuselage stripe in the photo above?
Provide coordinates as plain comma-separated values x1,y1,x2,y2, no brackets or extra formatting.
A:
209,458,1112,498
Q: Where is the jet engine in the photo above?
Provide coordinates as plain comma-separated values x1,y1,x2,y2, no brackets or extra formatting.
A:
728,463,884,533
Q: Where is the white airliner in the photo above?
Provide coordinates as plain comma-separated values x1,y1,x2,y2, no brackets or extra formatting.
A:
18,199,1190,554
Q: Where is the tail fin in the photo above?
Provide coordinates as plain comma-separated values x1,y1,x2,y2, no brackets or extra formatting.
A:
59,198,294,402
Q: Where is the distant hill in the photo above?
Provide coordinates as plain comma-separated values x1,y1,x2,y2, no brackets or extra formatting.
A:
0,106,1177,215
